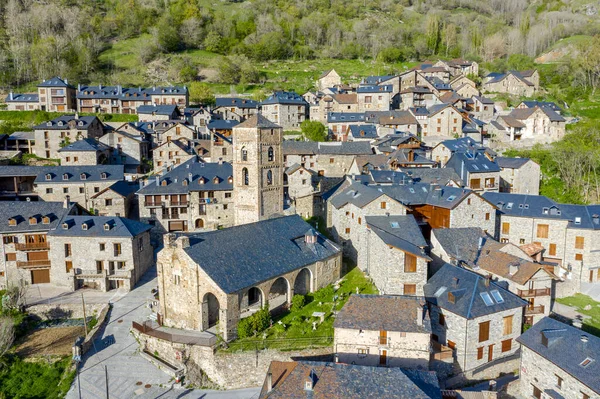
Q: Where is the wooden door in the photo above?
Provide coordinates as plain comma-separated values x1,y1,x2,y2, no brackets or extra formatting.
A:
31,269,50,284
379,350,387,366
528,297,535,310
488,344,494,362
379,330,387,345
532,385,542,399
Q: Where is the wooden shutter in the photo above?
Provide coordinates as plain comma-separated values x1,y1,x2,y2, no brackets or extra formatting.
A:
536,224,549,238
404,254,417,273
5,253,16,261
65,261,73,273
479,321,490,342
501,222,510,235
549,243,557,256
502,339,512,352
404,284,416,295
477,347,484,360
503,315,513,335
575,236,585,249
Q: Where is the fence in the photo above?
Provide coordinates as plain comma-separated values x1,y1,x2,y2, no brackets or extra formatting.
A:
222,335,333,353
132,320,218,347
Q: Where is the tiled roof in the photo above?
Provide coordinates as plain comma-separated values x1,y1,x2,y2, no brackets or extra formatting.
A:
357,85,393,93
282,141,372,156
137,158,232,195
498,115,526,129
368,110,418,126
377,182,471,210
349,124,378,139
261,91,307,105
510,106,565,123
183,215,340,294
77,85,187,99
352,155,390,172
33,115,99,130
58,138,110,152
424,263,527,319
33,165,124,184
7,131,35,141
92,181,139,199
362,75,396,85
334,294,431,333
215,97,258,109
446,151,501,176
329,182,390,209
207,119,240,130
517,317,600,395
327,112,366,123
50,215,151,237
519,101,561,113
402,167,462,186
236,114,281,129
37,76,74,88
260,360,441,399
389,149,435,166
5,93,39,102
0,165,46,177
495,157,531,169
137,105,179,115
366,215,430,259
473,96,495,105
0,201,75,234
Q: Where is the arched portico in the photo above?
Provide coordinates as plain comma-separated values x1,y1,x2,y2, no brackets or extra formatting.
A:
294,268,313,295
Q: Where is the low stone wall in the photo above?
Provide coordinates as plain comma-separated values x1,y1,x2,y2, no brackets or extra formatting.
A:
133,330,333,389
81,304,111,355
26,303,105,321
443,354,521,389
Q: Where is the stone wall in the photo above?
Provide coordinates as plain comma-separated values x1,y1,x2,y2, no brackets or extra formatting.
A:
27,302,105,321
36,180,118,210
59,150,100,166
450,193,497,237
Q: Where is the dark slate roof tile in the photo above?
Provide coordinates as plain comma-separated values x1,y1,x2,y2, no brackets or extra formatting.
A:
215,97,258,109
0,201,74,233
366,215,430,259
261,91,307,106
283,141,372,156
50,215,151,237
33,165,124,184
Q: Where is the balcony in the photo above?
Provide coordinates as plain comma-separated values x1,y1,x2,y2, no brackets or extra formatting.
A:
198,198,217,204
17,259,51,269
170,201,189,206
75,268,105,278
379,337,390,346
518,288,551,297
108,270,131,279
144,201,163,207
484,183,499,189
15,242,50,251
525,305,545,315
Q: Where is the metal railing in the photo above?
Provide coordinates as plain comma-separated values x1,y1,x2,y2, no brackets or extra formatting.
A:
170,201,189,206
518,288,551,297
132,321,217,347
16,259,51,268
526,305,545,315
15,242,50,251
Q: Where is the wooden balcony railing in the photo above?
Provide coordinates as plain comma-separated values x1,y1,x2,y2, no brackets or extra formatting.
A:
15,242,50,251
518,288,551,297
144,201,163,207
526,305,545,315
16,259,51,268
379,337,390,346
170,201,188,206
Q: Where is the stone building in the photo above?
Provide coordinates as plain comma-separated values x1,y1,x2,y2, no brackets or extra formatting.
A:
309,93,359,125
357,85,395,112
259,360,441,399
213,98,258,121
34,165,125,210
58,138,111,166
137,105,180,122
515,317,600,399
283,141,372,178
159,122,197,147
364,215,430,296
260,91,308,130
0,201,79,288
446,151,501,192
156,215,342,341
471,96,495,122
334,295,431,369
33,115,104,159
483,70,539,96
327,112,367,139
399,87,438,110
363,75,402,96
500,106,566,143
496,157,541,195
89,180,139,218
317,69,342,91
152,138,195,174
232,114,284,226
429,137,485,167
431,227,558,325
99,124,151,174
36,77,77,112
48,215,152,291
425,264,527,375
419,104,464,139
436,59,479,77
4,93,41,111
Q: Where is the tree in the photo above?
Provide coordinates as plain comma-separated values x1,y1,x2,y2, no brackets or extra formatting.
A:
301,120,327,142
425,13,441,54
154,16,181,53
189,82,215,105
0,317,14,365
377,47,403,63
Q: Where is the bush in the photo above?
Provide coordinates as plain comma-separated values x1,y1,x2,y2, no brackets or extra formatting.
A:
291,294,305,312
313,286,334,302
236,304,270,338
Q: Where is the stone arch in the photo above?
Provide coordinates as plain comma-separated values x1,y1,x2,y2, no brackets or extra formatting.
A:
294,268,313,295
268,277,290,315
267,170,273,186
247,286,263,307
203,292,220,329
241,147,248,162
195,218,204,229
267,146,274,162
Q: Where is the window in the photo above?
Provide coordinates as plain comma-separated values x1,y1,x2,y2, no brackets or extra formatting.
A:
358,348,368,357
549,243,557,256
537,224,549,238
556,375,563,389
5,253,16,262
267,170,273,186
65,261,73,273
439,313,445,326
223,204,228,210
403,284,416,295
345,228,350,234
2,236,15,244
174,274,181,286
404,254,417,273
241,147,248,161
501,339,512,353
358,217,361,225
501,222,510,235
467,198,471,205
477,347,484,360
99,243,105,251
79,187,84,194
575,236,585,249
94,186,100,193
576,253,583,261
380,201,387,209
582,393,590,399
96,260,103,272
580,357,594,368
478,321,490,342
105,199,112,206
64,243,72,257
268,147,274,162
46,188,53,194
114,243,122,256
117,261,126,269
480,292,494,306
491,290,504,304
329,158,334,164
503,315,513,335
242,168,249,186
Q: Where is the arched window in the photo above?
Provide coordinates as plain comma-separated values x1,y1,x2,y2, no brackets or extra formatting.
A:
268,147,274,162
242,168,249,186
267,170,273,186
241,147,248,162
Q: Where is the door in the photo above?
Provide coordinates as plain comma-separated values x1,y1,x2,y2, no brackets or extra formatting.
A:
379,350,387,366
528,297,535,310
31,269,50,284
591,270,595,283
168,221,184,232
488,344,494,362
532,385,542,399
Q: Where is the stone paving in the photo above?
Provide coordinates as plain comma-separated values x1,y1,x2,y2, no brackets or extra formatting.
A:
66,265,260,399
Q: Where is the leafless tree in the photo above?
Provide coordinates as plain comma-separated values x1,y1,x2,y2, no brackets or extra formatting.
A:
0,317,15,366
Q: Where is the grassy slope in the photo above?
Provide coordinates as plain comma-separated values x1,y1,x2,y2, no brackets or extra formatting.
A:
556,294,600,337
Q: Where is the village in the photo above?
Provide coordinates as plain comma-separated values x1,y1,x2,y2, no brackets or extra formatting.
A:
0,60,597,399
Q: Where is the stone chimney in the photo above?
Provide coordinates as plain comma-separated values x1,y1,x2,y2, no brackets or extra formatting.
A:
99,84,102,90
63,195,71,209
416,305,424,326
9,92,13,101
77,83,81,91
178,236,190,249
163,233,176,248
509,262,519,276
484,275,491,287
266,372,272,393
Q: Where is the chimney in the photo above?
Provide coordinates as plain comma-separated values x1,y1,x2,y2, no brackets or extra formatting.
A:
188,173,193,181
484,275,491,287
593,214,600,225
78,83,81,91
266,372,273,393
63,195,71,209
304,370,315,391
74,112,79,120
64,78,68,84
416,305,424,326
155,176,160,186
509,262,519,276
179,236,190,249
305,229,317,244
99,84,102,90
9,92,13,101
478,236,484,250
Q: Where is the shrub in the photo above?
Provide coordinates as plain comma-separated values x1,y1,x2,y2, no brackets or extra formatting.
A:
236,304,270,339
291,294,305,312
313,286,334,302
237,317,253,339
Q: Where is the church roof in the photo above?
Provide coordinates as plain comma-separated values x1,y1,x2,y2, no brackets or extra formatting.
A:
236,114,281,129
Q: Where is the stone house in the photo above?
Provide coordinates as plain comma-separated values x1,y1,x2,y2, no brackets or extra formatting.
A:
184,107,212,132
259,360,442,399
362,75,401,95
429,137,485,167
77,85,188,114
436,59,479,77
418,67,452,83
0,200,79,288
157,215,342,341
516,100,562,114
260,91,308,130
58,138,111,166
309,93,359,125
327,112,367,139
152,138,195,174
483,70,539,96
482,192,600,294
36,77,77,112
419,104,464,138
48,215,152,292
364,215,430,296
450,75,477,90
34,165,125,210
373,134,422,156
89,180,139,218
285,164,317,204
33,115,104,159
399,87,439,110
454,83,480,98
137,105,180,122
317,69,342,91
515,317,600,399
496,157,541,195
160,123,197,147
4,93,41,111
425,264,527,375
213,98,258,121
472,97,495,122
431,227,558,325
347,124,378,142
334,295,431,369
283,141,372,178
446,151,501,192
99,125,151,174
209,130,233,164
503,106,566,143
357,85,396,112
367,111,420,136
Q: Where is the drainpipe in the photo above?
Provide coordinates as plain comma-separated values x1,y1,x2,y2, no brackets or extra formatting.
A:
463,317,469,372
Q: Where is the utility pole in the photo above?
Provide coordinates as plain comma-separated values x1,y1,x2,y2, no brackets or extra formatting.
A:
81,292,88,336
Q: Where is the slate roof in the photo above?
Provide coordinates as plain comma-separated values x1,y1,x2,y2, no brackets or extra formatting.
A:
485,71,534,86
92,181,139,199
260,360,441,399
352,155,391,172
446,151,501,177
5,93,39,102
366,215,430,259
369,170,411,185
33,115,99,130
37,77,74,88
368,111,418,126
77,85,187,99
261,91,307,106
517,317,600,395
495,157,531,169
137,158,232,195
349,124,378,139
389,149,436,166
329,182,390,209
184,215,340,294
50,215,151,237
137,105,179,116
236,114,281,129
376,183,471,209
7,131,35,141
510,106,565,123
0,165,46,177
207,119,240,130
215,97,258,109
334,294,431,333
0,201,75,234
327,112,366,123
363,75,396,85
33,165,124,184
424,263,527,319
519,101,561,113
498,115,526,129
357,85,393,93
473,96,495,105
282,141,372,156
402,168,462,186
58,138,110,153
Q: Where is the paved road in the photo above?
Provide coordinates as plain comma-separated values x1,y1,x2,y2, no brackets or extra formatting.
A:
66,266,260,399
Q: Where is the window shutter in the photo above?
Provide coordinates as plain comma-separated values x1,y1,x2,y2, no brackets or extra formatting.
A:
479,321,490,342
